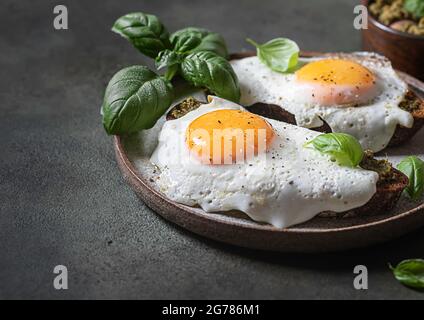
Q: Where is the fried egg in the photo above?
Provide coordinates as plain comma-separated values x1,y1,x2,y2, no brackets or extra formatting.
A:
150,96,378,228
230,52,413,152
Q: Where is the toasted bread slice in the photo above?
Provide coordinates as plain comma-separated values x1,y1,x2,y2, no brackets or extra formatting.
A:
166,98,409,218
247,89,424,149
388,90,424,147
319,151,408,218
245,103,333,133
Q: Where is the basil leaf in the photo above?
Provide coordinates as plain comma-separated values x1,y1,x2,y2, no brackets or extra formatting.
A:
155,50,184,81
304,133,364,167
404,0,424,18
397,156,424,199
170,27,228,58
171,31,202,53
390,259,424,289
246,38,299,73
180,51,240,102
112,12,171,58
155,49,184,70
102,66,173,135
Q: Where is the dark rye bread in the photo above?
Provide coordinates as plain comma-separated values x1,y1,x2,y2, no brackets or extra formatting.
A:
388,90,424,147
246,89,424,148
166,98,409,218
319,151,408,218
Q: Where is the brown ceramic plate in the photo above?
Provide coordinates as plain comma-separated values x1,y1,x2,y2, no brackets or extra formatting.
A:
114,52,424,253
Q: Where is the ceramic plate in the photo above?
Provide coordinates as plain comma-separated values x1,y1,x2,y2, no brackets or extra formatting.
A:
114,52,424,252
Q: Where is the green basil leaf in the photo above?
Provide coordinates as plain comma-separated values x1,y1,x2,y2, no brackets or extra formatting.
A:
155,50,184,81
246,38,299,73
112,12,171,58
404,0,424,18
101,66,173,135
390,259,424,289
155,49,184,70
304,133,364,167
171,31,203,53
180,51,240,102
170,27,228,58
397,156,424,199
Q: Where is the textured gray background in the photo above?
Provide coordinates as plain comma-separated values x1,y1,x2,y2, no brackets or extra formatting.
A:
1,0,423,299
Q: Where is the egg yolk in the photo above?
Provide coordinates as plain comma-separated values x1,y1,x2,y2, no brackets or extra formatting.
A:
295,59,377,105
186,109,275,164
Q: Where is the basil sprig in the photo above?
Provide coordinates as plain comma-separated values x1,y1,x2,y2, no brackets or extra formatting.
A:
156,27,239,100
180,51,240,102
102,66,173,135
404,0,424,18
397,156,424,200
112,12,171,58
170,27,229,58
103,12,240,135
246,37,299,73
304,133,364,167
390,259,424,289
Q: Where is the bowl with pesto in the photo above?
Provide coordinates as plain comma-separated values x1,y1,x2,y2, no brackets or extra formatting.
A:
362,0,424,81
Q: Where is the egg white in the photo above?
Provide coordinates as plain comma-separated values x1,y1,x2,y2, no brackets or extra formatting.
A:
230,52,413,152
150,96,379,228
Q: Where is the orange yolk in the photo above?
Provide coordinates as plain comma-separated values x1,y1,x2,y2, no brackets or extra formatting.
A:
186,109,275,164
295,59,377,105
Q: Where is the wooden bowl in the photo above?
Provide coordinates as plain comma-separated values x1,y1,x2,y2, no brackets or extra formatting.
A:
113,52,424,253
362,0,424,81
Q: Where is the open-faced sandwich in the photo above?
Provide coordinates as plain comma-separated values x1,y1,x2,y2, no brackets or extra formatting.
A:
101,12,424,229
151,96,408,228
231,44,424,152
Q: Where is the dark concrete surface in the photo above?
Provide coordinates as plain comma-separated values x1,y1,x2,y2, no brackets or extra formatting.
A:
1,0,423,300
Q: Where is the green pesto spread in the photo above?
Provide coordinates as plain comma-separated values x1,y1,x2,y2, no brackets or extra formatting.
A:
360,150,396,182
169,97,202,119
